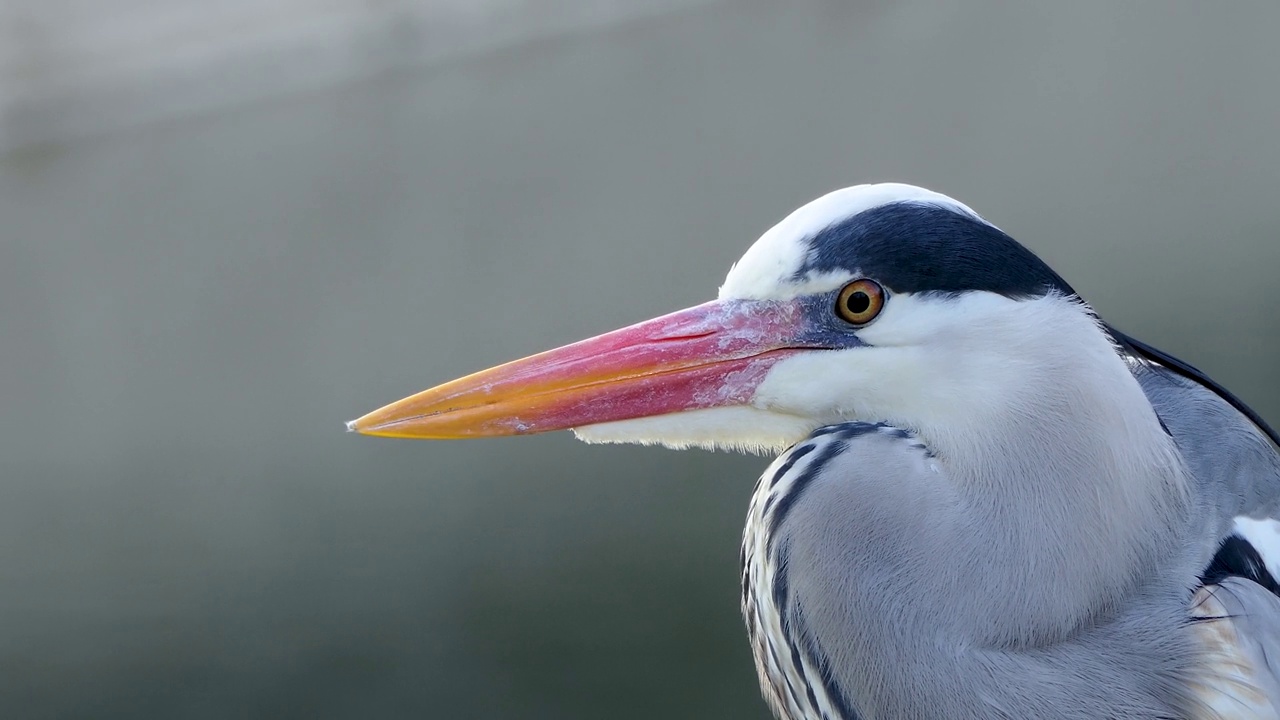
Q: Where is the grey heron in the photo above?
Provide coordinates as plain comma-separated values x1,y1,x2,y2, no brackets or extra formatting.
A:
350,183,1280,719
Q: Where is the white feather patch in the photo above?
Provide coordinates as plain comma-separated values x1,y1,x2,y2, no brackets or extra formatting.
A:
572,406,818,455
1233,516,1280,580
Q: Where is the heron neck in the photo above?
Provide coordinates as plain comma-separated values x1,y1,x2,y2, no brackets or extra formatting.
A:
917,346,1192,647
749,398,1199,719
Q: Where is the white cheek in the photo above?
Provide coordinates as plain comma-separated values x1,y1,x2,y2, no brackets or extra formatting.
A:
751,351,849,418
750,294,930,417
751,292,1032,427
751,347,927,424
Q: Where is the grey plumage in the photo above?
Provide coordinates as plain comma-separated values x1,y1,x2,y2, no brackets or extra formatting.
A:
744,356,1280,719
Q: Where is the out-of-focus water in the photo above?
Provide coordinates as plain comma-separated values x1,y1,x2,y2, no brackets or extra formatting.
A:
1,1,1278,718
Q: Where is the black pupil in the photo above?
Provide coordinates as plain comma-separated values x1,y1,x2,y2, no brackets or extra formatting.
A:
845,291,871,315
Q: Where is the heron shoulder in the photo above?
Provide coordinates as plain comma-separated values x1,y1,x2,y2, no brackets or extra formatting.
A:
742,423,941,720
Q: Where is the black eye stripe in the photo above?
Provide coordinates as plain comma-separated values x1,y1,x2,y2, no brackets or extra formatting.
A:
797,202,1075,298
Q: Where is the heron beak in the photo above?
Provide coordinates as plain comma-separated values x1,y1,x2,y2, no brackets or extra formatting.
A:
348,299,812,439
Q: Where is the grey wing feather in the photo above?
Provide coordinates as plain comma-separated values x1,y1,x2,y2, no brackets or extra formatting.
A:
1124,335,1280,718
1128,345,1280,530
1109,327,1280,450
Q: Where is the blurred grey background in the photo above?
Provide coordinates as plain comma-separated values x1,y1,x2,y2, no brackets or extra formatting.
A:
1,1,1278,718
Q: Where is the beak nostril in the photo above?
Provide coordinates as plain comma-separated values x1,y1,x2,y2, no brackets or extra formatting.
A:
649,330,717,343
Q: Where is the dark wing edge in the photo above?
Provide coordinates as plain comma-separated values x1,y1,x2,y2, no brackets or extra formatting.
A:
1202,535,1280,596
1106,326,1280,450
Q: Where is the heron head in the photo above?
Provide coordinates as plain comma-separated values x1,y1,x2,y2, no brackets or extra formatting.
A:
350,183,1112,454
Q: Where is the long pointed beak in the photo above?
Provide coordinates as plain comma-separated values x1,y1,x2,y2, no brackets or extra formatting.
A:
348,298,813,439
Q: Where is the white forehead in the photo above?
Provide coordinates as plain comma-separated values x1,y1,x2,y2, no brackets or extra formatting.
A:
718,183,985,301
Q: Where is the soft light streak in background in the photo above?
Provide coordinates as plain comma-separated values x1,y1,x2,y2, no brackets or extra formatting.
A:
0,1,1277,717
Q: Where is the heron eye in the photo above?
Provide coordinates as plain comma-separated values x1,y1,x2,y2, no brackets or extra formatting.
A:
835,279,885,325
